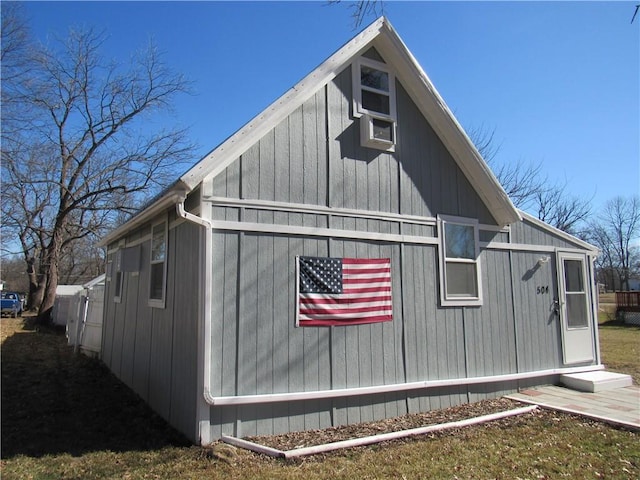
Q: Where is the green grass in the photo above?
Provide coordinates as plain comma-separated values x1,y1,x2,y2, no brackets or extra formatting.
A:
2,317,639,479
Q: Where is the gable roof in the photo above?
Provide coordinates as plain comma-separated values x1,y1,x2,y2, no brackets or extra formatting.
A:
183,17,519,225
102,17,520,246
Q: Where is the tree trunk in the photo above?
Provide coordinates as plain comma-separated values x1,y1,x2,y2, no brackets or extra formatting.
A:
37,238,61,324
25,257,45,311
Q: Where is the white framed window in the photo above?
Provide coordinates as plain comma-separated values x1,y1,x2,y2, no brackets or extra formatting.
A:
353,57,397,151
149,220,167,308
113,250,123,303
437,215,483,306
112,245,141,304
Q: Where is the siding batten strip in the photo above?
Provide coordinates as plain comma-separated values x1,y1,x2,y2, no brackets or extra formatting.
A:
509,249,521,374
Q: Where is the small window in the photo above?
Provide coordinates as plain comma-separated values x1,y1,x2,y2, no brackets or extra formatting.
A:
438,216,483,306
149,221,167,307
113,251,123,303
353,57,397,151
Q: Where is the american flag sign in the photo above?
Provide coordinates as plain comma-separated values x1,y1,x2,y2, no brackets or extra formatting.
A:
297,256,393,327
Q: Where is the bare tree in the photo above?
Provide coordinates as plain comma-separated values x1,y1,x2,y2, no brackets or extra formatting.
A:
467,126,592,233
534,183,592,236
329,0,384,28
0,256,30,293
588,197,640,291
1,13,194,320
468,126,548,210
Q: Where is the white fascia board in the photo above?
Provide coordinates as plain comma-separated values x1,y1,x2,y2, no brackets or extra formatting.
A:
97,187,188,247
519,210,599,254
82,274,106,289
181,18,387,191
374,22,520,227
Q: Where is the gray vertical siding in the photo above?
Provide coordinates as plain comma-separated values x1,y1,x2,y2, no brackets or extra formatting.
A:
511,252,563,371
102,220,200,442
209,226,579,437
395,82,495,223
211,68,495,225
201,64,596,439
104,53,596,443
511,219,585,248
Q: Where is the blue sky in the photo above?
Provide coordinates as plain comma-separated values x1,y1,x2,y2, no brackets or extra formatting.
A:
20,1,639,214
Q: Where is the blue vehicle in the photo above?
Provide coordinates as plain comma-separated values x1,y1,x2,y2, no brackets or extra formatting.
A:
1,291,23,318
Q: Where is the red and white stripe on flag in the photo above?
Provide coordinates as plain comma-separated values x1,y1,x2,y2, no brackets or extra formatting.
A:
297,257,393,327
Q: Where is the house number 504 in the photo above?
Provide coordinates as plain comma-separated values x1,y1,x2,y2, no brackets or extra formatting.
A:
537,286,549,294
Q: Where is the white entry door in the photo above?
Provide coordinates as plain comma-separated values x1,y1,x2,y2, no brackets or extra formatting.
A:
557,252,595,364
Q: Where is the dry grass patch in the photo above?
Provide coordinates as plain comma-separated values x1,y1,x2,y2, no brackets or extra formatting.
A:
599,321,640,384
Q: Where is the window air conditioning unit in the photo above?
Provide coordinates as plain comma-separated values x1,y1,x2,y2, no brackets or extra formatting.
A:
360,114,396,152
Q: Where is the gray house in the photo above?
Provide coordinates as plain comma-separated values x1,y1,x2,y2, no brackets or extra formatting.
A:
99,18,601,445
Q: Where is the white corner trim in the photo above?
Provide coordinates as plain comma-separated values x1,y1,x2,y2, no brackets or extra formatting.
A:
175,201,215,444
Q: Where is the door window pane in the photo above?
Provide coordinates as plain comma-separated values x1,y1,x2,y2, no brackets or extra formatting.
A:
564,260,584,292
566,294,588,328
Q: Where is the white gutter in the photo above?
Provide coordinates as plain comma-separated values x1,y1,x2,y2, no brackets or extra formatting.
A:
98,189,188,247
222,405,538,458
207,364,604,406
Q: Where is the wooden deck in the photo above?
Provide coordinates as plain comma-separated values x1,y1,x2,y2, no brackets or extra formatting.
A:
616,291,640,312
506,385,640,430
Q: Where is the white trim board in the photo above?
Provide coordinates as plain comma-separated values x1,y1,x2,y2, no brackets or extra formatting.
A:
207,197,438,226
211,220,440,246
206,365,604,406
209,219,593,256
481,241,591,255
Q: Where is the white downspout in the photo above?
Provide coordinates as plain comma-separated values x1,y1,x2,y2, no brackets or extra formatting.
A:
222,405,538,458
176,199,215,445
75,293,90,354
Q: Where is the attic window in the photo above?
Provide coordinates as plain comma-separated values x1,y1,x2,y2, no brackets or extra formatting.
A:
353,57,397,152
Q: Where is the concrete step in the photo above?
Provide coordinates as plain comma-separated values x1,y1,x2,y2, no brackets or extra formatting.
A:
560,371,633,393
